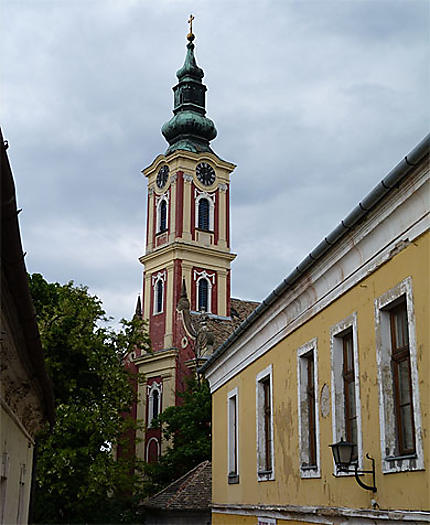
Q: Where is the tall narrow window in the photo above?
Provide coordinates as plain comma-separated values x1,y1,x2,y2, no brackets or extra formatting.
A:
331,313,362,474
375,278,423,473
228,388,239,484
152,389,160,421
148,382,162,428
256,365,274,481
342,330,357,460
262,378,272,471
306,354,317,465
390,300,415,455
159,200,167,232
198,278,209,312
297,340,320,478
198,198,210,231
155,279,163,314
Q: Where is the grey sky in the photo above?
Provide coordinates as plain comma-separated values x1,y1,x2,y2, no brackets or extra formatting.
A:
2,0,429,324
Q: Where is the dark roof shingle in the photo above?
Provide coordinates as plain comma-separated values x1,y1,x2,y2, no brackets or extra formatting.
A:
143,461,212,511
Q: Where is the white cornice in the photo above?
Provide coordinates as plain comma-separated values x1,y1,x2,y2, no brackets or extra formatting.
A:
205,168,429,393
139,240,236,266
142,150,236,177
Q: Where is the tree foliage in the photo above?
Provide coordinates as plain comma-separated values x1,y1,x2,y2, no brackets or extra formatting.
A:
143,375,211,495
29,273,150,524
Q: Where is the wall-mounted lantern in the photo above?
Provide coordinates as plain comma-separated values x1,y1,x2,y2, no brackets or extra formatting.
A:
329,438,377,492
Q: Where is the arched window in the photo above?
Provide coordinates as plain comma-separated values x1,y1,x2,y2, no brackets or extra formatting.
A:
159,200,167,232
198,278,209,312
146,438,160,463
198,198,210,231
152,390,159,420
148,383,162,427
155,279,163,313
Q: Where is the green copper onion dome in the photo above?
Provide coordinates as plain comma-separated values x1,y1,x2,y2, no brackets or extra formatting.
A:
161,26,217,155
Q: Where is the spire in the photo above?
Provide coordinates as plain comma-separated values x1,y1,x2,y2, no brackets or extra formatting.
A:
161,15,217,155
134,295,142,319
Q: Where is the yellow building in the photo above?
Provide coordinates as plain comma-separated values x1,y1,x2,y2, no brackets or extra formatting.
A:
201,134,430,524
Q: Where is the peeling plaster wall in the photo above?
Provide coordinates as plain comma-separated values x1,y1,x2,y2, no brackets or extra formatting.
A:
211,231,429,519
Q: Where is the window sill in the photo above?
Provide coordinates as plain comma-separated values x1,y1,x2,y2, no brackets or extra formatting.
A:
257,469,274,482
300,465,321,479
301,464,318,470
385,453,417,462
228,473,239,484
156,230,168,236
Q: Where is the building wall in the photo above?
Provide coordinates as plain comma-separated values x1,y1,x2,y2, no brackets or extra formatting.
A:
0,409,34,525
212,233,429,511
207,158,429,523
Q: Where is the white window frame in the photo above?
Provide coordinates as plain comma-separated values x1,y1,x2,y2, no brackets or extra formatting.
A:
152,271,166,315
147,381,162,427
193,269,215,313
375,276,424,474
145,437,160,462
330,312,363,476
195,190,215,231
227,387,239,484
297,338,320,478
156,193,169,234
196,276,211,313
256,364,274,481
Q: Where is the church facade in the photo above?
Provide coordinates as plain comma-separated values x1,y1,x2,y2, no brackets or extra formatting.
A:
124,25,256,465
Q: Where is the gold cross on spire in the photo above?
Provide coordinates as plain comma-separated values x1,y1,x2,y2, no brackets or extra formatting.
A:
188,14,194,33
187,14,195,41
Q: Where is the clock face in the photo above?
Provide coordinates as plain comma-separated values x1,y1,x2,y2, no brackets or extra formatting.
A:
156,166,169,189
196,162,216,186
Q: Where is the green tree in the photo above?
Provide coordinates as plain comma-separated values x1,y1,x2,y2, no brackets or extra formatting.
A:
29,273,150,524
143,375,211,495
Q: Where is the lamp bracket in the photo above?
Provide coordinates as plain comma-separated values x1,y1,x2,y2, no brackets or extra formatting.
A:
354,453,377,492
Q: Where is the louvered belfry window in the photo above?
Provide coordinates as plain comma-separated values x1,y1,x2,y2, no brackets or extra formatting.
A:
156,280,163,313
198,198,210,231
159,200,167,232
198,278,209,312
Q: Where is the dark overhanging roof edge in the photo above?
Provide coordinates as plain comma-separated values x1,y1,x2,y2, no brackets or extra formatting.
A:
199,132,430,376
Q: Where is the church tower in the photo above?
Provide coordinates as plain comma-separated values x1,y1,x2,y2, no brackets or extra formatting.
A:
131,19,236,463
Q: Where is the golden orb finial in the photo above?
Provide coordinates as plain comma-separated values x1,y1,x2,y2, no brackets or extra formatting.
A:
187,13,195,42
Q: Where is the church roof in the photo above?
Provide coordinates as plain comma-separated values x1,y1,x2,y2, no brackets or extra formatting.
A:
191,298,260,351
143,460,212,511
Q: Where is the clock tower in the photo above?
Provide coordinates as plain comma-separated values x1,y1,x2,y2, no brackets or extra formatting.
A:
128,22,237,463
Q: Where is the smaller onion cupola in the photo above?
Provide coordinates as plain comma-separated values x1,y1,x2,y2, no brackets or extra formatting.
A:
161,15,217,155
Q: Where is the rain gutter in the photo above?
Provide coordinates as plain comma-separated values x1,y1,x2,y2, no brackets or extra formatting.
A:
199,133,430,375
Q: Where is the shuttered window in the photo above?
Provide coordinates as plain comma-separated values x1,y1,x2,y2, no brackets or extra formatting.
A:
198,198,210,231
159,200,167,232
155,280,163,313
198,278,209,312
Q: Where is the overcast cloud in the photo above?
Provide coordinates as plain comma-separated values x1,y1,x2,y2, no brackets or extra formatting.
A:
2,0,429,323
